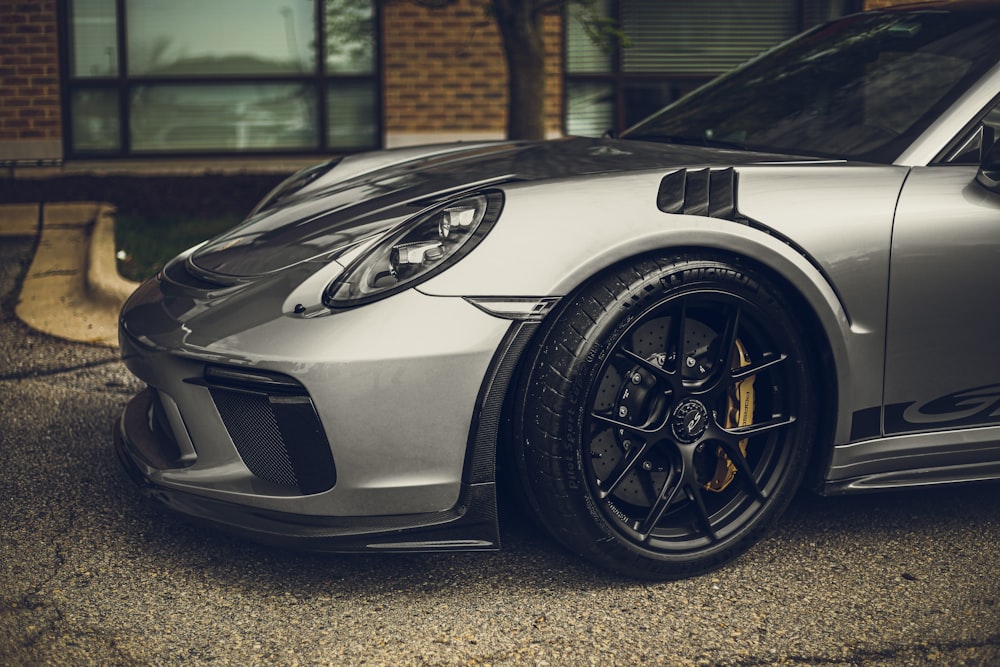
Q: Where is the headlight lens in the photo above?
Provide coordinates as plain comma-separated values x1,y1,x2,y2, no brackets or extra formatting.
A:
324,191,503,307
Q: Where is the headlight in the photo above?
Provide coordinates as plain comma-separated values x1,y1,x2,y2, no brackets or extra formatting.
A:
324,191,503,307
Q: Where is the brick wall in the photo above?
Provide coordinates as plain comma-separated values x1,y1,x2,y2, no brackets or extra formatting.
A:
0,1,61,161
382,0,562,146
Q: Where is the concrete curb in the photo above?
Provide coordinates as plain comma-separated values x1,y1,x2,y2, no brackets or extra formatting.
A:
0,203,40,236
12,202,139,348
89,203,141,308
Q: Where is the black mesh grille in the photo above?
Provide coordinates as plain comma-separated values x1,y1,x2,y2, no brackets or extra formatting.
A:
211,387,300,489
202,367,337,495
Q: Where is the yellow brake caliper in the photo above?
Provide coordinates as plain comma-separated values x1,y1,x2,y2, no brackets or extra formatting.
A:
706,339,755,492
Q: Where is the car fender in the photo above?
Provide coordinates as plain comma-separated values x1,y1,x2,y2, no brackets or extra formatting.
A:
420,165,908,447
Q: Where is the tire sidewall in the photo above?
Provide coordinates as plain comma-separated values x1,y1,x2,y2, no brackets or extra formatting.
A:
519,253,815,578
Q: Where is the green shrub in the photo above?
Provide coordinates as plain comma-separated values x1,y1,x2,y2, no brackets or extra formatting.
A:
115,214,242,282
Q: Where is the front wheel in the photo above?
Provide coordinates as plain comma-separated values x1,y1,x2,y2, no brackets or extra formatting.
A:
514,253,818,579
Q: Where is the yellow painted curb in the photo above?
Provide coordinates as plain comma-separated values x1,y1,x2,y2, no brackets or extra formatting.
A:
15,202,139,347
0,203,40,236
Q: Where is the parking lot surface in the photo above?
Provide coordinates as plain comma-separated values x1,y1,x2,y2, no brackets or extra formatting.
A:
1,235,999,666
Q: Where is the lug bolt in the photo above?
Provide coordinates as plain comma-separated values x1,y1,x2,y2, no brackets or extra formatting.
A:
642,461,653,471
631,372,642,385
618,406,629,418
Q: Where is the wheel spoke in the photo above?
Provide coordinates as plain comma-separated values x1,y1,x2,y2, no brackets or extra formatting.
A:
635,466,683,538
590,410,653,437
731,352,788,382
724,415,796,438
716,440,766,501
596,440,651,499
687,484,719,541
668,300,688,374
715,306,742,371
618,347,675,382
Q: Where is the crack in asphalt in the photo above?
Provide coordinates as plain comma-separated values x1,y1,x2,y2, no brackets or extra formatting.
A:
13,543,67,650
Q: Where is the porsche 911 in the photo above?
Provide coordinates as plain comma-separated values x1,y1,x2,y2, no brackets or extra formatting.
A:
115,3,1000,579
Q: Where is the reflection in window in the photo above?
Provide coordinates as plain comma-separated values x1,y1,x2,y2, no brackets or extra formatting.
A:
70,89,120,151
64,0,380,156
564,0,858,136
566,82,612,137
621,0,797,75
566,0,612,74
325,0,376,74
624,14,1000,161
327,81,377,148
127,0,316,76
69,0,117,77
130,84,317,152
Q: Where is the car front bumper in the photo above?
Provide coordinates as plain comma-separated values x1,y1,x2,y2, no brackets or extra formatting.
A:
113,387,502,552
114,276,539,551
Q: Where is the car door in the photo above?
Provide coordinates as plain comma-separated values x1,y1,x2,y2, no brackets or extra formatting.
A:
883,102,1000,436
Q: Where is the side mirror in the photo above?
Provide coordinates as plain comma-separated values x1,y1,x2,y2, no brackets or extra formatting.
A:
976,108,1000,192
977,140,1000,192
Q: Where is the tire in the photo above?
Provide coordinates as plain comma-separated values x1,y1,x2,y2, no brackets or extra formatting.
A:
514,253,817,579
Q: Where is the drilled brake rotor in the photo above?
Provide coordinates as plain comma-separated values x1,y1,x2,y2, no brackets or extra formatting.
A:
603,320,756,506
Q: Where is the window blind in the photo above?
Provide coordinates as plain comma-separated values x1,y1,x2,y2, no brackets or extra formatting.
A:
620,0,798,75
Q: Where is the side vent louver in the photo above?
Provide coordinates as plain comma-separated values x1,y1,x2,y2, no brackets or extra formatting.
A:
657,167,743,222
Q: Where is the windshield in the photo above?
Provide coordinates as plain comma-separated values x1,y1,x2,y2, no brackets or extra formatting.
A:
623,11,1000,162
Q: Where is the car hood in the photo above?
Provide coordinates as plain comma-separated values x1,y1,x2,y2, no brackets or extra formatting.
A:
190,137,809,278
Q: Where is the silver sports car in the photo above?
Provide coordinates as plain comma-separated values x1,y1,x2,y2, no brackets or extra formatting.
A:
115,4,1000,579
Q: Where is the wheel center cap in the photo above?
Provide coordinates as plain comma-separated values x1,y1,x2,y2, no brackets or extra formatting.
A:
671,399,709,443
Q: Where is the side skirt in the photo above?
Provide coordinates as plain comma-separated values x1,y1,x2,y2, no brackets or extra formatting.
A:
823,424,1000,494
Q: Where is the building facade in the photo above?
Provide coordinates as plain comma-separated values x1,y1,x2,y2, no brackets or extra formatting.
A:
1,0,925,165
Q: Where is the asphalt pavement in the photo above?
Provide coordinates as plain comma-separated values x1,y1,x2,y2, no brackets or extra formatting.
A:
1,208,999,665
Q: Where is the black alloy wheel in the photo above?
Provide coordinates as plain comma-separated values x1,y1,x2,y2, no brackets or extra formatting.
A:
514,253,817,579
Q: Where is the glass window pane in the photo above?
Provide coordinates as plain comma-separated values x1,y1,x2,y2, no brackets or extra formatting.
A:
566,82,613,137
130,84,318,152
621,0,797,75
566,0,612,74
70,88,120,151
327,81,377,149
69,0,118,77
325,0,376,74
126,0,316,76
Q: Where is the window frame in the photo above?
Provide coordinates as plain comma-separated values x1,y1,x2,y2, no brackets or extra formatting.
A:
57,0,382,158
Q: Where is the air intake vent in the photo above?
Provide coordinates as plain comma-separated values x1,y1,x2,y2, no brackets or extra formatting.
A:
211,388,300,488
656,167,743,222
201,367,337,495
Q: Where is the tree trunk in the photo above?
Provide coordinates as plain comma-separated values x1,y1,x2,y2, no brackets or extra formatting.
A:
493,0,547,140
